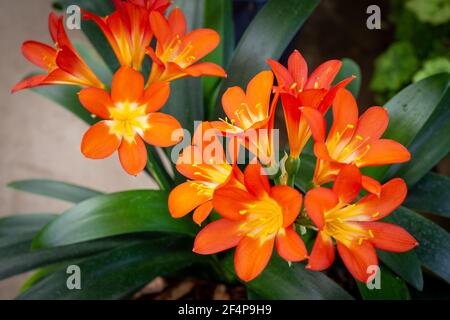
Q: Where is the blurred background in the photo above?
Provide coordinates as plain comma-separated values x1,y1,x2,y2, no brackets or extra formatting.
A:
0,0,449,299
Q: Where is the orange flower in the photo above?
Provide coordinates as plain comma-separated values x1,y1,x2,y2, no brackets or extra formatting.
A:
304,165,417,283
313,88,410,187
194,162,307,282
147,7,226,83
127,0,171,13
169,122,242,225
78,66,182,175
267,50,354,158
83,1,153,70
210,71,278,166
12,12,104,93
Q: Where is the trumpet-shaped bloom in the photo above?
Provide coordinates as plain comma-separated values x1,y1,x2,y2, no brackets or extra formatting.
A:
128,0,171,13
83,1,153,70
210,71,278,166
267,50,354,158
194,162,307,282
78,66,182,175
12,13,104,93
305,165,417,283
169,122,242,225
313,89,411,186
147,7,226,83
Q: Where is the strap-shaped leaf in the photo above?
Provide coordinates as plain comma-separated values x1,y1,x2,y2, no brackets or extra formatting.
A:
377,249,423,291
391,207,450,283
366,73,450,180
18,236,199,299
203,0,235,118
404,172,450,218
8,180,102,203
357,265,410,300
215,0,320,116
389,89,450,186
335,58,362,98
224,254,353,300
32,190,197,248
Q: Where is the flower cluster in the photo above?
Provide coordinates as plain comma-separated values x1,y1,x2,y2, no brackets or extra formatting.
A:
14,0,417,283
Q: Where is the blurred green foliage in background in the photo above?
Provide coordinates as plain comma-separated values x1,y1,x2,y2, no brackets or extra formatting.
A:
371,0,450,103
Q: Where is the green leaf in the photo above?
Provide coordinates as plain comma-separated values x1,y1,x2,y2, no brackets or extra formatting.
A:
18,236,199,299
391,207,450,283
31,85,96,125
0,214,55,239
334,58,362,98
388,89,450,186
365,73,450,180
203,0,235,118
357,265,410,300
378,249,423,291
0,234,135,281
32,190,197,248
404,172,450,218
224,253,353,299
216,0,320,116
8,179,103,203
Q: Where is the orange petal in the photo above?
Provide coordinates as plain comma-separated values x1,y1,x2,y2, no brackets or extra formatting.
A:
143,113,183,147
180,29,220,63
118,135,147,176
361,222,418,252
305,60,342,90
22,41,57,70
193,201,214,226
56,46,103,88
213,186,256,221
193,219,242,254
168,181,212,218
168,7,186,37
328,89,358,146
48,12,59,43
337,240,378,283
317,76,355,114
111,66,144,102
332,164,362,203
267,59,293,88
243,162,271,198
356,178,407,220
81,121,120,159
149,11,171,46
354,107,388,141
270,185,302,227
357,139,411,167
169,181,212,216
78,88,113,119
300,106,326,142
221,86,246,127
313,142,334,162
11,75,47,93
361,175,381,196
246,70,274,116
276,227,308,262
306,230,335,270
288,50,308,89
234,236,274,282
305,187,338,229
184,62,226,77
140,81,170,113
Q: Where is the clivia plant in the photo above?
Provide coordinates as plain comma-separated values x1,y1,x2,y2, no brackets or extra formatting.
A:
2,0,449,300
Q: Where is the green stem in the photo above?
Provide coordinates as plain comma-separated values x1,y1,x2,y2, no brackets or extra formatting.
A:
145,146,173,190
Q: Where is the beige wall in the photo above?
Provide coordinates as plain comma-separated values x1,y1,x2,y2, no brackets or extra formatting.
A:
0,0,155,299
